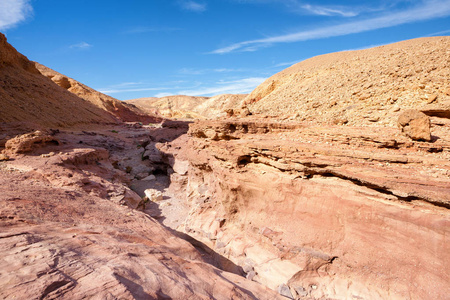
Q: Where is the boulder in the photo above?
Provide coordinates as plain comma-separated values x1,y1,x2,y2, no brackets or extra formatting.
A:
5,131,60,154
142,174,156,181
144,189,163,202
397,110,431,141
169,157,189,175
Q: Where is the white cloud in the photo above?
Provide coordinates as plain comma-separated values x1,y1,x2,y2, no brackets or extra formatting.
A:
212,0,450,54
69,42,92,50
424,28,450,36
301,4,359,17
273,59,304,68
99,87,170,94
178,1,206,12
234,0,371,17
177,77,266,96
155,92,173,98
0,0,33,30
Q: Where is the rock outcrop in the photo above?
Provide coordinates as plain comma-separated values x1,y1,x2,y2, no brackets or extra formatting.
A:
398,109,431,141
159,118,450,299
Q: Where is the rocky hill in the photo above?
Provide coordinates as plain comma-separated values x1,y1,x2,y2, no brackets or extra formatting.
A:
244,36,450,126
35,63,160,124
0,33,119,128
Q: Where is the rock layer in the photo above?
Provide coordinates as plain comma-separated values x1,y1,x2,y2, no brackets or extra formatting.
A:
160,118,450,299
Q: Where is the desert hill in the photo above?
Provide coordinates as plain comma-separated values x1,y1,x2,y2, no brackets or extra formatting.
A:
127,93,247,119
244,36,450,126
127,95,208,118
0,33,119,128
194,93,247,117
34,63,160,124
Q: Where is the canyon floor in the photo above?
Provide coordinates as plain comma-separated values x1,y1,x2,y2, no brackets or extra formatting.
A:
1,115,449,299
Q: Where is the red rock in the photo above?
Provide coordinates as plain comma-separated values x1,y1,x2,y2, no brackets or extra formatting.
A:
398,109,431,141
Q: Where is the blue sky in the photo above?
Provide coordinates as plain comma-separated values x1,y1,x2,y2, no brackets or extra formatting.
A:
1,0,450,100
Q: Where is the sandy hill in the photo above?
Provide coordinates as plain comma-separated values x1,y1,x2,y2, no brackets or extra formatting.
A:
194,93,247,117
244,36,450,126
34,63,159,124
127,94,247,119
127,95,209,118
0,33,119,128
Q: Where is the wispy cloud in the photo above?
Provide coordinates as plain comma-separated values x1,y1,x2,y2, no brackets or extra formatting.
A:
212,0,450,54
0,0,33,30
155,92,173,98
234,0,374,17
301,4,359,17
273,59,305,68
98,81,173,95
178,1,206,12
424,28,450,36
69,42,92,50
99,87,171,94
177,77,266,96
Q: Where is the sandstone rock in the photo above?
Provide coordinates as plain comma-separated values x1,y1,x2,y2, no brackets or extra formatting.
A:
0,154,9,161
240,107,251,117
143,143,163,162
225,108,235,117
420,100,450,118
426,94,438,103
5,131,60,154
135,172,149,180
278,284,294,299
165,118,450,299
144,189,163,202
141,174,156,181
246,271,256,281
398,109,431,141
51,74,71,89
169,157,189,175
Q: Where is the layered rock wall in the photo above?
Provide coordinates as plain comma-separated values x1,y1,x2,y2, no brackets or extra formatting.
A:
161,119,450,299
